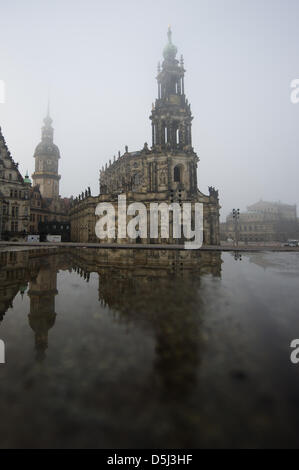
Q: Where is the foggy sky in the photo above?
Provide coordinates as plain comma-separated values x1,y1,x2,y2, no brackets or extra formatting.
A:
1,0,299,220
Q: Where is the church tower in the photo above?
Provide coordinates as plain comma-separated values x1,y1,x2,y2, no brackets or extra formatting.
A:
32,107,61,199
150,27,193,153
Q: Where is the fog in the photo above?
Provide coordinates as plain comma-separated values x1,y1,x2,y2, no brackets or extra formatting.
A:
1,0,298,220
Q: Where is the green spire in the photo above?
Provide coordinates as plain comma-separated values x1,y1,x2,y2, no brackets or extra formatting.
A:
24,170,31,185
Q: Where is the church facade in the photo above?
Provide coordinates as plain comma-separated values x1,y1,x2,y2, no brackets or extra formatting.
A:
70,28,220,246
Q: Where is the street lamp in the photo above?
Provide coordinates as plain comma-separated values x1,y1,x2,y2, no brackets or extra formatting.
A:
232,208,240,247
234,251,242,261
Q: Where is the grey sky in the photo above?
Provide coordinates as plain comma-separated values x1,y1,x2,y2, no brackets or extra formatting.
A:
1,0,298,220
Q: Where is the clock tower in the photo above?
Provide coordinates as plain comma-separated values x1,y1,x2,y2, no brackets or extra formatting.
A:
32,107,61,199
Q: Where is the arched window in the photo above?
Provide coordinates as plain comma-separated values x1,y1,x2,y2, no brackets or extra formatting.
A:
174,165,181,183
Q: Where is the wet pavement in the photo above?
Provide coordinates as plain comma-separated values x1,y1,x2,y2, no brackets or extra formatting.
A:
0,248,299,448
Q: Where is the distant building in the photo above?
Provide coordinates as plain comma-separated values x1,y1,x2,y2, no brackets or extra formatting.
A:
38,220,70,242
70,28,220,245
246,200,297,220
221,200,299,243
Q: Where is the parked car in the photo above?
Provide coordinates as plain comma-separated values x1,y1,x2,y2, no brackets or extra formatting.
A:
283,240,299,247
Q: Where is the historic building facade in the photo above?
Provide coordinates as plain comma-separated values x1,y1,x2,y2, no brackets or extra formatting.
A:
70,28,220,246
0,110,70,241
221,200,299,243
28,184,70,235
0,127,31,240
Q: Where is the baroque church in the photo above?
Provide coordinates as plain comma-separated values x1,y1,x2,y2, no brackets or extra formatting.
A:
70,28,220,245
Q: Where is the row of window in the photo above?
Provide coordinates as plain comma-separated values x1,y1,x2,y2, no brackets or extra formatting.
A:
11,221,19,232
29,224,69,232
31,200,41,207
9,189,29,199
0,252,18,265
240,225,267,232
239,236,271,242
30,214,48,223
0,172,16,181
2,204,28,217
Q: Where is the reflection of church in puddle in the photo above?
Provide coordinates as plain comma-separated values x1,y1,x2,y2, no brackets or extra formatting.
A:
0,249,222,372
68,248,222,394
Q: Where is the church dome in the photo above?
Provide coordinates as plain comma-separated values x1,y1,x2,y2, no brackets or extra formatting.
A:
34,142,60,158
33,106,60,158
163,42,177,60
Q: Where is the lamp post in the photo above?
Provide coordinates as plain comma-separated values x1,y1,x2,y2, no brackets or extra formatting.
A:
232,208,240,247
234,251,242,261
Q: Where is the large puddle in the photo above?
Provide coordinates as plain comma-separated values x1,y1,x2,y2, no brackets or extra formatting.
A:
0,248,299,448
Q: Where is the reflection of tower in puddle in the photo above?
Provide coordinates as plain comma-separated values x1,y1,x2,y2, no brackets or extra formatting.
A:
27,260,58,361
95,250,223,396
97,270,199,398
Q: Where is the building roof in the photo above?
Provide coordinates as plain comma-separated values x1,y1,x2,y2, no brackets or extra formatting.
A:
0,126,24,184
33,108,60,158
248,200,296,211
